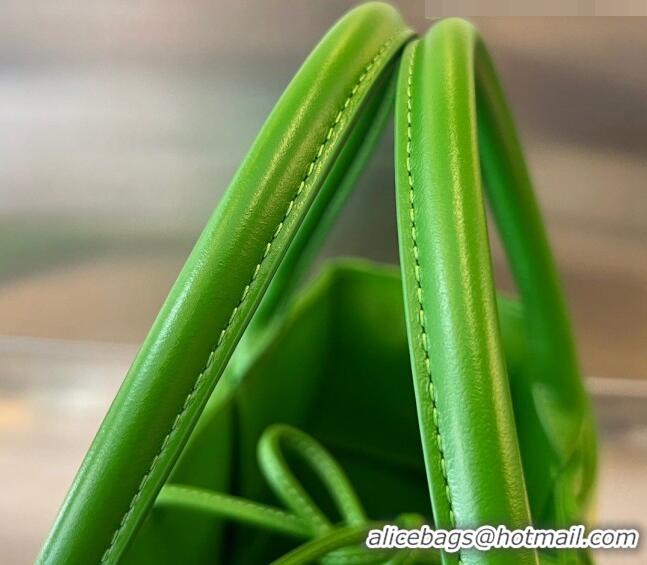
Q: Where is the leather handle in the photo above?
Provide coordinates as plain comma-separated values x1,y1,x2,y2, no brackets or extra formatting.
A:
241,58,399,359
474,24,595,527
395,19,588,565
39,5,413,564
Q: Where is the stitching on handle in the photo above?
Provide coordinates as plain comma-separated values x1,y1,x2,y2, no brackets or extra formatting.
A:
99,33,399,564
404,47,461,563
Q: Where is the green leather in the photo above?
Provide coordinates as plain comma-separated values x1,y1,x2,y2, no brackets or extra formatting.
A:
39,5,596,565
136,260,529,564
395,20,596,565
39,4,413,563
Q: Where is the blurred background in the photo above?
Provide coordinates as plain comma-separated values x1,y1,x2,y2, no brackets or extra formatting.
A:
0,2,645,563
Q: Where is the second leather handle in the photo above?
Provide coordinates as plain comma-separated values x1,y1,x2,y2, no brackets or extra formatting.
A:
395,21,543,565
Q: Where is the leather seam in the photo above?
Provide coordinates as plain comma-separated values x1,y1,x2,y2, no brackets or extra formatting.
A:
100,32,400,564
405,46,461,560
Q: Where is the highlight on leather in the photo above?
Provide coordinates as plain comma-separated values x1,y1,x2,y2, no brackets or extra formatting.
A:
395,18,595,565
37,4,596,565
38,4,413,564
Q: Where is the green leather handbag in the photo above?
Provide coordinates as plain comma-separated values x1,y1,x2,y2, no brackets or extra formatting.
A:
39,4,597,564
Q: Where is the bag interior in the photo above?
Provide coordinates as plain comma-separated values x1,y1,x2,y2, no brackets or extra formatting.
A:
121,259,531,564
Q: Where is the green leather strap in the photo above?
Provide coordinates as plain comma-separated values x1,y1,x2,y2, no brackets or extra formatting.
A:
252,60,398,321
395,19,592,565
473,26,595,529
240,53,399,363
269,524,378,565
158,424,399,564
39,4,413,563
257,424,367,535
157,424,370,545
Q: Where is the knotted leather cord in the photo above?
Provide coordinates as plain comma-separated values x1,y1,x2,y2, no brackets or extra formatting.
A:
258,424,367,535
156,424,439,564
